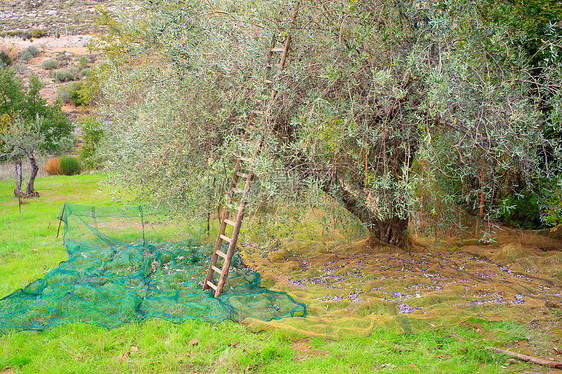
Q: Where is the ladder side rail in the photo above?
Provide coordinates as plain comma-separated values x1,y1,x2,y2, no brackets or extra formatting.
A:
214,180,254,297
203,206,229,289
203,159,244,290
203,3,300,295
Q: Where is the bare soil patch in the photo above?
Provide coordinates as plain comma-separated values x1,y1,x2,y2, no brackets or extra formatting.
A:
0,35,95,105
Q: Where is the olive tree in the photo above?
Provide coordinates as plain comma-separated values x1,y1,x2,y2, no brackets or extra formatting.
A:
0,68,73,197
1,116,45,197
95,0,558,245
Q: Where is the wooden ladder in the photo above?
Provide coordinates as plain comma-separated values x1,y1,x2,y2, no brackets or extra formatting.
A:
202,32,293,297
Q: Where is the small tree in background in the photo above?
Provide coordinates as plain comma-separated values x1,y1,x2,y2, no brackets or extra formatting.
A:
1,116,44,197
0,68,73,197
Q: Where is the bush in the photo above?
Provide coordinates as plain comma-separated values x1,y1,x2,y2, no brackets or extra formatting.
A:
45,157,62,175
31,29,46,39
79,116,104,169
41,58,59,70
56,82,87,106
26,46,40,56
18,45,41,61
56,86,70,102
53,68,75,82
0,51,12,67
496,189,543,229
67,82,86,106
79,68,91,78
12,63,28,75
78,56,88,70
19,50,34,62
59,156,82,175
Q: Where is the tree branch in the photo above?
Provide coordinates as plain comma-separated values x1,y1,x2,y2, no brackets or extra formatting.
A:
486,347,562,369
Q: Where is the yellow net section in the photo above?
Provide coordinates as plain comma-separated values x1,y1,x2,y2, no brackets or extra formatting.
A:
240,228,561,339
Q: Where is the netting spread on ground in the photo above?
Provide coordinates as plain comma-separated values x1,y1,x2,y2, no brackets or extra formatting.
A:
0,203,306,333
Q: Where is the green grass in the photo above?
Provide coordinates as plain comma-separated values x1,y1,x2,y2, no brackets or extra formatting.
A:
0,174,113,296
0,174,557,373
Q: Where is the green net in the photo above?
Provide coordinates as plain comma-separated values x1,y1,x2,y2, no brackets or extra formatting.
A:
0,203,306,333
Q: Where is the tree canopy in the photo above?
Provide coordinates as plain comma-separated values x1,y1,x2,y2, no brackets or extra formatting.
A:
1,68,73,154
93,0,562,244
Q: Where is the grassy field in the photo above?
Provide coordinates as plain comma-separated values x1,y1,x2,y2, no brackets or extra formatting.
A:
0,174,559,373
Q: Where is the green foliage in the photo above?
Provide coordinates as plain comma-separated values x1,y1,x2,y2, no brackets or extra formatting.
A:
495,189,542,229
544,178,562,229
59,156,82,176
68,82,87,106
41,58,59,70
55,85,70,102
0,67,73,156
57,80,93,106
94,0,561,242
0,51,11,67
78,68,91,78
18,45,40,62
31,29,45,39
75,70,101,106
79,116,104,170
1,115,45,160
485,0,562,66
52,68,76,82
78,56,88,70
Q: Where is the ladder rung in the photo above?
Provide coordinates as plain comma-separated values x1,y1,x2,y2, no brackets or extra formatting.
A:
224,219,236,226
252,110,264,114
237,172,250,179
231,188,244,194
217,250,228,259
264,79,274,84
212,265,222,274
206,281,217,290
220,234,232,243
239,156,252,162
271,47,285,52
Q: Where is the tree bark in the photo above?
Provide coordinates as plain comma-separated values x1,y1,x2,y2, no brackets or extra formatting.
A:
285,153,409,247
24,148,40,198
13,155,24,198
320,171,408,246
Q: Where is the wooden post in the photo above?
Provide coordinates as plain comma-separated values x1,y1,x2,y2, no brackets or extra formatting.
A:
364,148,369,188
56,203,65,238
479,168,484,218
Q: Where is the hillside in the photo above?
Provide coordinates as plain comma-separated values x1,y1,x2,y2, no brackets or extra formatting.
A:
0,0,117,37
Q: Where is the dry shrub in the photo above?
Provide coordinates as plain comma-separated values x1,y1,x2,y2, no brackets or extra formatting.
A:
45,157,62,175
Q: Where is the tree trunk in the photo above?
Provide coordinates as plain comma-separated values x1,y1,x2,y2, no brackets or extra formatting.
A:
13,155,24,198
24,149,40,198
321,172,408,246
285,153,409,247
